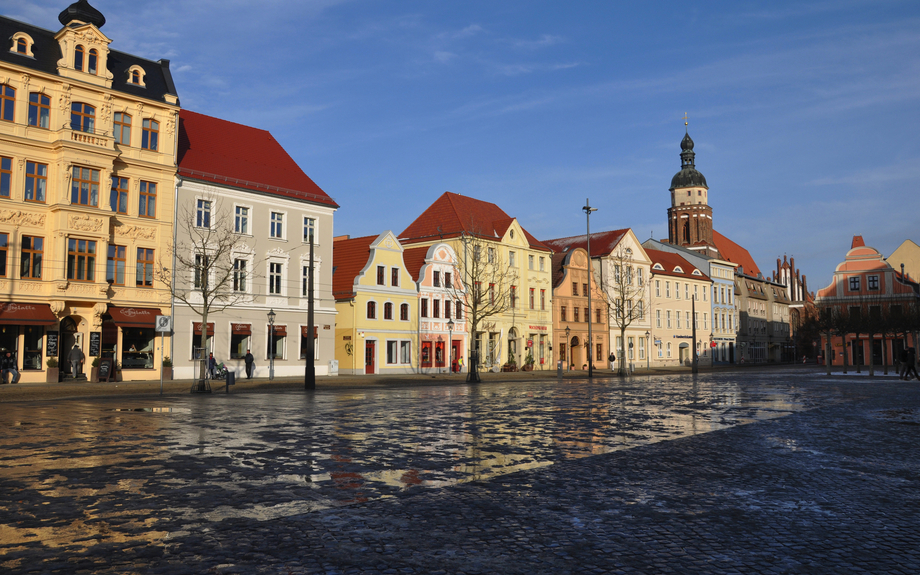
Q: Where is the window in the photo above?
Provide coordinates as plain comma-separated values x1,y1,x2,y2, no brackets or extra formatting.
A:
572,282,578,296
656,309,661,328
392,267,399,287
108,243,129,285
703,313,708,330
455,301,463,319
400,303,409,321
111,111,132,145
584,307,589,322
131,69,140,84
270,212,283,238
655,280,660,297
560,306,567,322
384,302,393,320
15,37,27,54
540,289,546,310
87,49,98,74
71,102,95,132
28,93,50,128
0,85,13,122
628,337,635,360
74,45,84,70
421,298,428,318
433,299,440,318
141,119,159,150
20,236,43,279
488,247,495,263
510,286,517,308
193,253,209,289
489,283,495,304
67,239,96,281
376,265,385,285
269,262,283,294
232,328,251,360
636,301,644,320
596,308,602,323
0,233,6,277
444,300,451,319
868,275,879,290
583,283,588,297
667,342,672,358
676,311,681,329
235,206,249,234
25,162,47,202
614,265,621,283
445,272,451,287
136,248,154,287
110,176,128,213
639,337,645,360
267,327,285,360
676,282,681,299
196,199,211,228
139,181,156,217
530,288,535,310
540,257,545,271
666,310,672,329
597,343,603,362
849,276,860,291
303,217,315,243
685,284,690,300
401,341,412,364
433,271,441,287
529,255,534,269
367,301,376,319
301,264,317,297
637,268,644,286
0,156,10,198
665,281,671,298
509,251,516,267
71,167,99,206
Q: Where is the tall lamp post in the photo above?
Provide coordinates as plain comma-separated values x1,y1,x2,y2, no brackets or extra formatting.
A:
583,199,597,377
268,308,276,381
447,318,454,374
565,325,571,371
645,330,650,370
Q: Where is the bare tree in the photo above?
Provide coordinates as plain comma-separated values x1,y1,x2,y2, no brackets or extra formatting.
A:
157,192,258,390
447,230,519,383
597,245,648,376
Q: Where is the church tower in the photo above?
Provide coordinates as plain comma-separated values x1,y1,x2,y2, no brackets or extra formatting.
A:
667,122,719,258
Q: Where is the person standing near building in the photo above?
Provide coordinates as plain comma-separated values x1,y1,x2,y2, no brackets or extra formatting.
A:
68,344,84,379
905,347,919,381
1,350,19,384
208,353,217,379
244,349,254,379
899,346,910,379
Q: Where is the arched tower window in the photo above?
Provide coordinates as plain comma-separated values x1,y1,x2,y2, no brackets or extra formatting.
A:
88,49,98,74
74,45,85,71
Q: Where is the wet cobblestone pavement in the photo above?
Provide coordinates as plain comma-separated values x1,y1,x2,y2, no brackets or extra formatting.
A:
1,368,918,574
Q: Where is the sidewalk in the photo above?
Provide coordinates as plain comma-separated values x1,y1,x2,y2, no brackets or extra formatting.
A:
0,362,822,403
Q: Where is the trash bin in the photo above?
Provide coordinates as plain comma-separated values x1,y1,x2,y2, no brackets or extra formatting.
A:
226,371,235,387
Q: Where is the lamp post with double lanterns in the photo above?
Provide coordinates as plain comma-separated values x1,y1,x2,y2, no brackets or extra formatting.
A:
583,199,597,377
565,325,571,371
645,330,650,370
268,308,275,381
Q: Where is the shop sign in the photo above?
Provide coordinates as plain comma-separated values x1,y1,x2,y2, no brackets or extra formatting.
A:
46,331,59,357
89,332,101,357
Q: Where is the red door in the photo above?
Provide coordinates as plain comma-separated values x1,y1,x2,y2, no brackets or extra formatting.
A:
365,341,375,374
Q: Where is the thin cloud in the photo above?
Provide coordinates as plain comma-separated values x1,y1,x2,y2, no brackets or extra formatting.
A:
512,34,563,50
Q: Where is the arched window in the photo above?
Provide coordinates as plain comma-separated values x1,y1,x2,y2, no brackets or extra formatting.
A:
0,85,14,122
400,303,409,321
11,33,34,57
131,70,140,84
113,112,131,145
74,45,84,71
70,102,95,133
15,38,26,54
141,118,158,150
366,301,376,319
384,302,393,320
88,49,98,74
28,93,50,128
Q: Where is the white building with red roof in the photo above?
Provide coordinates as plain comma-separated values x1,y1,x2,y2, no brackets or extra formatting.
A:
173,110,338,380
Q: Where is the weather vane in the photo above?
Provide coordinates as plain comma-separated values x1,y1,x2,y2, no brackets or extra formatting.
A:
682,112,688,127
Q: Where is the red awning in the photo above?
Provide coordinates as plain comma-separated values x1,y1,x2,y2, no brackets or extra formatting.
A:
270,325,287,337
109,306,160,328
231,323,252,335
0,302,58,325
300,326,318,338
193,322,215,336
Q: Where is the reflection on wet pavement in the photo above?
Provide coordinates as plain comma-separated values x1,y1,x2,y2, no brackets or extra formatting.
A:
0,371,835,564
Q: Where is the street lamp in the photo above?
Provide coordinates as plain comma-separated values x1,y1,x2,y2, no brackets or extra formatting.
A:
267,308,276,381
583,199,597,378
565,325,570,371
645,330,650,370
447,318,454,374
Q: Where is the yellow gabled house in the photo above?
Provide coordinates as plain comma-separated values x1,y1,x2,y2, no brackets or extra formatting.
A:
333,231,419,374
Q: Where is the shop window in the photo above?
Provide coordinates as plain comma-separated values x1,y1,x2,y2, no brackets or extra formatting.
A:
122,328,154,369
299,326,317,360
230,326,251,359
22,326,43,370
267,328,285,359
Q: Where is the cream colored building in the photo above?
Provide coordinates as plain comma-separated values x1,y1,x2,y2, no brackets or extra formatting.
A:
887,239,920,284
0,2,179,381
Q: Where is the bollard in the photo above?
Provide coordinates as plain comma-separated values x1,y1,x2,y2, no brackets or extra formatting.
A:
225,371,235,393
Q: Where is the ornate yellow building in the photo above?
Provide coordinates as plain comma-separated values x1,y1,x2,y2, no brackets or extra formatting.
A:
0,1,179,381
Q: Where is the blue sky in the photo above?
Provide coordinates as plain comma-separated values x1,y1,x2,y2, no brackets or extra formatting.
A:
6,0,920,289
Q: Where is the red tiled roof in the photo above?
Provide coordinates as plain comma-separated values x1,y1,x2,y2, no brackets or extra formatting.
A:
542,229,630,258
402,246,429,282
399,192,551,252
332,235,377,300
712,230,761,277
177,110,338,208
646,248,712,282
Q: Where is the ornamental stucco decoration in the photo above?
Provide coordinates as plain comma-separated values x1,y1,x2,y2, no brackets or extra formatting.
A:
69,214,104,232
0,210,45,227
114,224,156,240
50,301,66,316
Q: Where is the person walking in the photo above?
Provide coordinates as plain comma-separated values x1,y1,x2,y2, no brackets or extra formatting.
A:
905,347,919,381
1,350,19,384
244,349,254,379
68,344,84,379
898,346,909,379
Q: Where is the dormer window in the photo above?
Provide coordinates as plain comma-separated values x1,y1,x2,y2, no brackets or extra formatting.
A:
74,45,85,71
88,49,98,74
131,70,139,84
11,33,34,57
127,66,146,87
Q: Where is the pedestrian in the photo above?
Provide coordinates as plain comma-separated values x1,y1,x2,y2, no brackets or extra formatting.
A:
457,356,463,373
905,347,919,381
898,347,909,379
244,349,254,379
1,350,19,384
68,344,84,379
208,353,217,379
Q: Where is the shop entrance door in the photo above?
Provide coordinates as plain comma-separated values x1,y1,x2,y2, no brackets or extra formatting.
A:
365,341,375,374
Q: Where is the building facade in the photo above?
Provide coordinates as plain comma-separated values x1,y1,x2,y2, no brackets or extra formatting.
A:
550,247,609,370
398,192,554,372
0,1,179,382
172,110,338,380
333,232,419,375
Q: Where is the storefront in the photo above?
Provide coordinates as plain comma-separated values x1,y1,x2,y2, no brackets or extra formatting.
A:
0,303,59,382
107,306,167,381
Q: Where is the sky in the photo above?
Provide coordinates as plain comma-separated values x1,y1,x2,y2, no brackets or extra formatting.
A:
5,0,920,290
